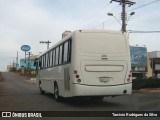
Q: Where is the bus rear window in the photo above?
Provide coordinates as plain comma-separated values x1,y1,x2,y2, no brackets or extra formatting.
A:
80,33,127,54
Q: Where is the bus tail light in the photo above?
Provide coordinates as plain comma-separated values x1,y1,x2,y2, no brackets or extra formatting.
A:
76,75,79,78
74,70,81,83
127,71,132,82
77,79,81,83
74,70,77,74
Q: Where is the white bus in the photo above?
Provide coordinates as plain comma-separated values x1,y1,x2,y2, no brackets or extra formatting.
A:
36,30,132,101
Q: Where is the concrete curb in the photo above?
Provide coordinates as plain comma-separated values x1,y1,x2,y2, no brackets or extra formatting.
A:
132,88,160,93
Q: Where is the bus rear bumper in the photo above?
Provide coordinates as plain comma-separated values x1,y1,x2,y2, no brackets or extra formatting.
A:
72,83,132,97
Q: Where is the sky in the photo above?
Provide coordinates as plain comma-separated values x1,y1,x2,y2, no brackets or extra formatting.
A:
0,0,160,71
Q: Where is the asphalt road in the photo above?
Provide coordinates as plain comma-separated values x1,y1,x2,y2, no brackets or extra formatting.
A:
0,72,159,120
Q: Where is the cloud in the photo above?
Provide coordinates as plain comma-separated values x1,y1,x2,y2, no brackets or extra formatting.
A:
0,0,75,53
0,0,93,71
0,0,160,71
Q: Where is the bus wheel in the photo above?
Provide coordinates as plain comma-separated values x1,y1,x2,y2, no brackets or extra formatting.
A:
39,85,45,94
54,83,60,102
39,81,45,94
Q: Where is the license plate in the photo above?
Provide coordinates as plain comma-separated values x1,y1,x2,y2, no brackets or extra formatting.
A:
99,77,112,83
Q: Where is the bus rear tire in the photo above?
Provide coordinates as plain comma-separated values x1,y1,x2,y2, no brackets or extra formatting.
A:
39,81,45,94
39,86,45,94
54,83,61,102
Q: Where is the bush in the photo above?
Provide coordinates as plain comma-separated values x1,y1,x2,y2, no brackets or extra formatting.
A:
132,78,160,90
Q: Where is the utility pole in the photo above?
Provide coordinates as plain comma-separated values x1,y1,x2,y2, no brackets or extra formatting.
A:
13,60,14,69
40,40,51,49
28,52,32,79
26,52,33,79
122,0,126,32
28,52,32,70
110,0,136,32
16,51,18,72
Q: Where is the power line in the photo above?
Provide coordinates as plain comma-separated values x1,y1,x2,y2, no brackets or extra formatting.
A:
128,30,160,33
110,0,136,32
129,19,160,24
108,4,120,13
84,4,121,29
84,13,107,28
127,0,160,12
72,3,111,29
88,3,124,29
68,1,121,30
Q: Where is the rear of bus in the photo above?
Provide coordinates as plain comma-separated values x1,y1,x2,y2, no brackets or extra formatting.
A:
72,30,132,97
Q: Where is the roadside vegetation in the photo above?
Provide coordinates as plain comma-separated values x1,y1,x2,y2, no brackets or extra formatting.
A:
132,78,160,90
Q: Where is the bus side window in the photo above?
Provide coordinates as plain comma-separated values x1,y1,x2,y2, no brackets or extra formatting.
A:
52,49,55,66
68,39,72,62
45,53,48,68
47,52,50,67
55,47,59,65
49,50,53,67
41,56,44,69
63,41,69,63
59,45,63,65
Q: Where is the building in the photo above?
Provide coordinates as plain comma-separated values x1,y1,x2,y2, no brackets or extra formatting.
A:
20,55,39,70
7,62,17,72
7,65,12,72
146,51,160,78
130,46,160,79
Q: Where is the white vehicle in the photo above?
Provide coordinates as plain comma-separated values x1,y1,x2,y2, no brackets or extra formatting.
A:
36,30,132,101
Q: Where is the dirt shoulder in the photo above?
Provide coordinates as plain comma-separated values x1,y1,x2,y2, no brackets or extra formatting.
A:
0,72,5,82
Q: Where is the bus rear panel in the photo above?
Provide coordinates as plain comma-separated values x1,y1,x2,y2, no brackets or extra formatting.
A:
71,30,131,97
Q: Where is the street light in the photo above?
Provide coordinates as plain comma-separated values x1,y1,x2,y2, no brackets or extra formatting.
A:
107,12,113,16
126,11,135,25
130,11,135,16
107,12,122,26
108,12,135,32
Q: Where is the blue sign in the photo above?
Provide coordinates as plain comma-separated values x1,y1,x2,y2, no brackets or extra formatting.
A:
21,45,31,52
